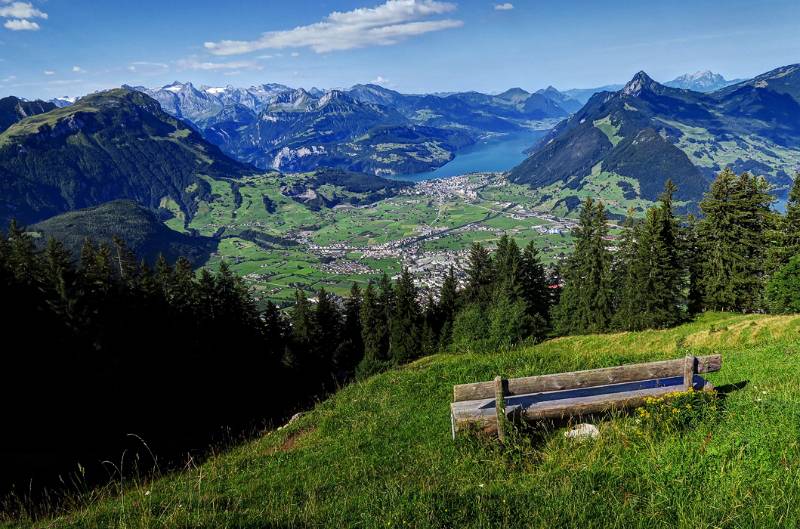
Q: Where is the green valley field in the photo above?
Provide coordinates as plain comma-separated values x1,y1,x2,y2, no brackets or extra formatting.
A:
15,312,799,529
185,172,627,304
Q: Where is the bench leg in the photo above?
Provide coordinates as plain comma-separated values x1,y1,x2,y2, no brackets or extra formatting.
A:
684,355,697,390
495,376,506,443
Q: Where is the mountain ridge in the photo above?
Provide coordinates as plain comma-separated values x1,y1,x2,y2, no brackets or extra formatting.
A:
0,88,255,225
510,65,800,215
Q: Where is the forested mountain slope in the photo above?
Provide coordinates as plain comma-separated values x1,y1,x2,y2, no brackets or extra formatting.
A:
0,88,255,225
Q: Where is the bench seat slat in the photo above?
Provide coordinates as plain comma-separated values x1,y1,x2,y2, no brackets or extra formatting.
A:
453,354,721,403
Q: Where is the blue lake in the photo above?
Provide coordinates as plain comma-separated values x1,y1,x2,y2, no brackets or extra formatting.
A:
389,130,548,182
774,197,788,213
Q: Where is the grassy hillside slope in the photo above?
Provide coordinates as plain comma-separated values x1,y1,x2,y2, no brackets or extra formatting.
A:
11,313,800,528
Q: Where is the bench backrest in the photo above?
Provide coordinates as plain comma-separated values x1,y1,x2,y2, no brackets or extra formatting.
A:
452,354,721,402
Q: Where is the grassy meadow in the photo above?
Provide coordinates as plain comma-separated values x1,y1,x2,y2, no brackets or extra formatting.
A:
8,312,800,528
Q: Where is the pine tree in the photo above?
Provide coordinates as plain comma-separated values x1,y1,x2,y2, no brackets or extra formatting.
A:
495,235,523,299
43,238,73,300
681,214,704,315
786,174,800,257
389,268,421,364
287,289,314,369
6,219,38,284
171,257,196,313
769,174,800,270
465,242,494,306
154,254,174,296
263,300,289,364
313,288,341,384
553,198,613,334
358,281,389,378
111,236,137,280
335,283,364,377
421,293,438,356
766,254,800,313
611,210,642,330
636,180,685,328
437,266,459,350
699,169,773,312
520,240,550,322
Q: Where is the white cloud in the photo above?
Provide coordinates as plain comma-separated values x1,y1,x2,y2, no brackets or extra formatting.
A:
128,61,170,75
176,57,264,71
0,2,47,20
290,51,300,57
72,65,86,73
4,18,38,30
204,0,462,55
494,3,514,10
371,75,389,84
1,1,47,31
43,69,54,75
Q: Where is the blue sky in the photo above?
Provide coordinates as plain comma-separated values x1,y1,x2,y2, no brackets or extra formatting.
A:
0,0,798,99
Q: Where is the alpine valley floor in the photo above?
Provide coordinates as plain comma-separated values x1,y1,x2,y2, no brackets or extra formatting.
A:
188,171,633,304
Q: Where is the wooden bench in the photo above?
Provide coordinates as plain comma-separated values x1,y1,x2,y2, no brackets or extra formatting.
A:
450,354,721,440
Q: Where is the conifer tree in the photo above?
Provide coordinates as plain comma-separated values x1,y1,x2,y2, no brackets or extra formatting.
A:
313,288,341,384
636,180,685,328
465,242,494,306
437,266,459,349
699,169,773,311
495,235,523,299
358,281,389,377
611,210,642,329
287,289,314,369
520,240,550,321
263,300,289,364
681,214,704,315
154,254,174,296
335,282,364,376
389,268,421,364
111,236,137,280
7,219,38,284
43,237,73,303
421,293,439,356
768,174,800,270
553,198,613,334
171,257,196,313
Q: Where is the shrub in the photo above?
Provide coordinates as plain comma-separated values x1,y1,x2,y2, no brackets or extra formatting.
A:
635,389,719,433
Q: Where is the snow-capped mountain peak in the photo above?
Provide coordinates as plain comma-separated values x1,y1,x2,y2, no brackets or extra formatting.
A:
665,71,741,92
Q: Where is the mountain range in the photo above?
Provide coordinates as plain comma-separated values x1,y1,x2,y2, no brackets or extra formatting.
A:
2,66,798,232
510,64,800,214
136,81,579,175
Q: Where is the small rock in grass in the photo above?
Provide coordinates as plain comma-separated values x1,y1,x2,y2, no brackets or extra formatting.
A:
277,412,305,431
564,423,599,440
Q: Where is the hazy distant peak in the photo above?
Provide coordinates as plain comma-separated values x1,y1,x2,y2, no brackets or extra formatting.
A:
666,70,741,92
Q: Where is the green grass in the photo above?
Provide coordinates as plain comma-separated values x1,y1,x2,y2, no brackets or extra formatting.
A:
12,312,800,528
593,116,623,147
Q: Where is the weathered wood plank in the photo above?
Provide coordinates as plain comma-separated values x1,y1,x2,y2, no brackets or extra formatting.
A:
453,354,721,402
494,376,506,443
683,355,696,390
